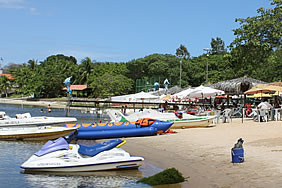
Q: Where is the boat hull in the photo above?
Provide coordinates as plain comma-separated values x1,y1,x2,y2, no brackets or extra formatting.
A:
0,116,77,127
107,109,215,129
169,118,214,129
0,127,77,141
22,159,143,172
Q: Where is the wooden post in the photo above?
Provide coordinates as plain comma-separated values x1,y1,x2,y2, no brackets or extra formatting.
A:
66,96,71,117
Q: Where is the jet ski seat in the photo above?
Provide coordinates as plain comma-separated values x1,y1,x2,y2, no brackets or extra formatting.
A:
78,139,125,157
35,137,69,157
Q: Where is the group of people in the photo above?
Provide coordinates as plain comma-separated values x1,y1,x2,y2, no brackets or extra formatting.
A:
40,104,51,113
248,99,281,122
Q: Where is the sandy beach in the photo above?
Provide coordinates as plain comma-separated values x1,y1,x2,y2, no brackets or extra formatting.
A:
1,98,282,187
0,98,67,108
123,119,282,188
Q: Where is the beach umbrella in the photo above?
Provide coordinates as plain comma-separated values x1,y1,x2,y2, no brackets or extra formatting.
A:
171,87,195,99
244,84,282,95
186,85,225,98
270,81,282,87
131,91,160,100
247,93,273,98
111,92,159,102
159,94,171,101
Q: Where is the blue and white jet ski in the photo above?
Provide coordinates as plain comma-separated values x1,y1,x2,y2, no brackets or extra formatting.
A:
21,132,144,172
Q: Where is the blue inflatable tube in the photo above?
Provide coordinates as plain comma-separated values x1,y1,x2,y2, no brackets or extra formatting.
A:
64,119,173,140
77,127,157,139
70,122,141,131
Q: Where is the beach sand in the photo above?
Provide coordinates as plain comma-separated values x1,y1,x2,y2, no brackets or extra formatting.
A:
2,98,282,187
123,119,282,188
0,98,67,108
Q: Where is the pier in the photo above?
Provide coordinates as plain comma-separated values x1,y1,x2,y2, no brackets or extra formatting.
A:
65,98,191,116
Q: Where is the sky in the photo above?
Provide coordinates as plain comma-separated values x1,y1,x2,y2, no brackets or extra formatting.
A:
0,0,273,66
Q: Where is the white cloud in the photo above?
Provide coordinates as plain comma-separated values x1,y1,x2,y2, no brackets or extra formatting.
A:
0,0,25,9
29,7,38,14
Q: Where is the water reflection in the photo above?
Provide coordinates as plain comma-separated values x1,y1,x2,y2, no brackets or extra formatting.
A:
22,170,149,188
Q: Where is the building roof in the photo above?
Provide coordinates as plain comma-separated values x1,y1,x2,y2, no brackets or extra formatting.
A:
62,85,88,91
0,74,14,79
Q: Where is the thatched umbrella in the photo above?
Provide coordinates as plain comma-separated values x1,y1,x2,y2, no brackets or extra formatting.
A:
209,76,268,95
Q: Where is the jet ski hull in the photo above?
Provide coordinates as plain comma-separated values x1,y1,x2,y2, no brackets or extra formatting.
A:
21,141,144,172
22,159,143,172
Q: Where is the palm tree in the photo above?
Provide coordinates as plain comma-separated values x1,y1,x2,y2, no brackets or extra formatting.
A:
79,57,93,84
0,75,11,97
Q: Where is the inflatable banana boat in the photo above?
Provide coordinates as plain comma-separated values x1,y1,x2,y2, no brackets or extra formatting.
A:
64,118,173,139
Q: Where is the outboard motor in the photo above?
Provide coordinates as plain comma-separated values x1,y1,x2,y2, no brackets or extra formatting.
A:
231,138,244,163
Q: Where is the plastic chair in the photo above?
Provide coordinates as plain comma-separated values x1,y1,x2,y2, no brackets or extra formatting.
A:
258,109,269,122
213,110,221,124
221,109,232,123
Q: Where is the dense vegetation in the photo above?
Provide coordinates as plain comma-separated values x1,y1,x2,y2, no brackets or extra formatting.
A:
0,0,281,98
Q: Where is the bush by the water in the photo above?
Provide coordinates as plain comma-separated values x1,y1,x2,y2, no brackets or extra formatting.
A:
137,168,187,186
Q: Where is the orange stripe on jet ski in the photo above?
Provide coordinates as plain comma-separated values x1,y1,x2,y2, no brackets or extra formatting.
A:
108,123,113,127
92,124,97,127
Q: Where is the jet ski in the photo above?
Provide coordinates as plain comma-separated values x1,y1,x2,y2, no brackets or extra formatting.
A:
21,132,144,172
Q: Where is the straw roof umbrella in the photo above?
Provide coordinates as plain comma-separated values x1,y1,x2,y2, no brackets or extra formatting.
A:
209,76,267,95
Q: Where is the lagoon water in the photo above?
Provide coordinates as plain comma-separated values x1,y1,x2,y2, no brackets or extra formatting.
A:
0,104,161,188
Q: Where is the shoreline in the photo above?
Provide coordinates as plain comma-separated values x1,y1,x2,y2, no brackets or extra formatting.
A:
0,98,67,109
2,98,282,187
123,119,282,187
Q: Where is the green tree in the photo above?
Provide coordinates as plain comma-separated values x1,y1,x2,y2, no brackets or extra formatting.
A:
176,44,190,60
88,73,134,98
228,0,282,81
79,57,93,84
39,54,79,97
231,0,281,50
210,37,226,55
0,75,11,97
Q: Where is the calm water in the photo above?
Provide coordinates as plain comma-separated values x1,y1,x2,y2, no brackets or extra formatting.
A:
0,104,162,188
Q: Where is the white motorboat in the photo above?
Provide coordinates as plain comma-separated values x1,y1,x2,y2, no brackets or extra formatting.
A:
0,126,78,141
21,135,144,172
107,109,215,129
0,111,77,127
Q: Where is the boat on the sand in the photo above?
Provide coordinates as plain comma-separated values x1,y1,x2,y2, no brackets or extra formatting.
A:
64,118,173,139
106,109,215,129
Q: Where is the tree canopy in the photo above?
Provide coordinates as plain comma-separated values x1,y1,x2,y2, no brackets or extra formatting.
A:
2,0,281,98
